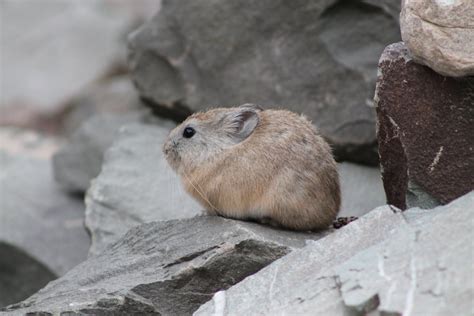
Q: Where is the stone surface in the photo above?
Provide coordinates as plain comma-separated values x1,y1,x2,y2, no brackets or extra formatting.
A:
195,205,407,315
338,162,385,217
195,193,474,316
336,192,474,315
52,111,149,193
375,42,474,210
0,127,61,159
0,0,159,132
2,216,326,315
85,122,200,256
400,0,474,77
128,0,401,165
0,149,90,307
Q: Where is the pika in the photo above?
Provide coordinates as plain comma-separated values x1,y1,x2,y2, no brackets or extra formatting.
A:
163,104,340,231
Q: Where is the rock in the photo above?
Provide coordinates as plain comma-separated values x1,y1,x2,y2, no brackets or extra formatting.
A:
0,0,159,131
338,162,385,217
2,216,326,315
195,205,407,315
336,192,474,315
61,76,144,136
52,111,149,193
374,42,474,210
400,0,474,77
0,127,61,159
195,193,474,316
128,0,401,165
85,122,200,256
0,149,90,307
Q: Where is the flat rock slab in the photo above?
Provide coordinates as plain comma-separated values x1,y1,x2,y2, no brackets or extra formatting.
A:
0,148,90,307
375,42,474,209
85,122,200,256
336,192,474,315
195,193,474,316
128,0,401,165
2,216,326,315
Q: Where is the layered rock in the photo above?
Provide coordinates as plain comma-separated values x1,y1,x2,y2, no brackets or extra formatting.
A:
195,192,474,316
3,217,325,315
128,0,401,165
0,139,90,307
401,0,474,77
85,122,200,256
375,42,474,210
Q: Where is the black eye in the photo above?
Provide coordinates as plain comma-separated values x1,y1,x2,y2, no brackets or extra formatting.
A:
183,127,196,138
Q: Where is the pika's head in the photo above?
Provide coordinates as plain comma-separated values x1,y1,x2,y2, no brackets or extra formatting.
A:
162,104,261,174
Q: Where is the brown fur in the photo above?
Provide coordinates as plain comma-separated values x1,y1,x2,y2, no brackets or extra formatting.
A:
163,106,341,231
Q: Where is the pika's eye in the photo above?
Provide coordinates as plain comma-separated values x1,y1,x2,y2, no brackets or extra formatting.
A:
183,127,195,138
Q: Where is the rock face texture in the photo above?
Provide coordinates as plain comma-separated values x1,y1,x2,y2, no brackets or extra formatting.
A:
3,217,325,315
375,42,474,210
128,0,401,165
0,147,90,307
52,111,149,193
400,0,474,77
195,192,474,316
85,122,200,256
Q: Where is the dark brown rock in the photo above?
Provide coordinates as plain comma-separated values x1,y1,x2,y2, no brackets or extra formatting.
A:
374,42,474,209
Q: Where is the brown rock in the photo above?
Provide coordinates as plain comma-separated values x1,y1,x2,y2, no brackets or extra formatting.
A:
375,42,474,210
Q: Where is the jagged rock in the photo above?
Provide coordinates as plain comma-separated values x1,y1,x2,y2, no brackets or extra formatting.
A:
0,149,90,307
336,192,474,315
195,193,473,316
128,0,401,165
52,111,151,193
338,162,385,217
374,42,474,209
195,205,406,315
400,0,474,77
85,122,200,256
2,216,326,315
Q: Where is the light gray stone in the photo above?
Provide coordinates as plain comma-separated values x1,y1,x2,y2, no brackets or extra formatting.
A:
338,162,385,217
52,111,149,193
128,0,401,165
195,193,474,316
2,216,327,315
85,122,200,256
401,0,474,77
336,192,474,315
0,149,90,307
195,205,406,315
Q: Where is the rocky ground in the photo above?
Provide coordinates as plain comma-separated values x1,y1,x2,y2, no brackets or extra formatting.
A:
0,0,472,315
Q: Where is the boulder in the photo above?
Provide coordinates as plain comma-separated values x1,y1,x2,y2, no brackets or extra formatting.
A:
128,0,401,165
374,42,474,210
0,0,159,132
337,162,385,217
195,192,474,316
52,111,151,193
400,0,474,77
2,216,326,315
85,122,200,256
0,146,90,307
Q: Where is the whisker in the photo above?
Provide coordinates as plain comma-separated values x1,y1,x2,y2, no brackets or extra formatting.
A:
182,170,218,213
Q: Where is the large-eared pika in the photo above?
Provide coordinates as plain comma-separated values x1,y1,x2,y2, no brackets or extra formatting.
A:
163,104,340,231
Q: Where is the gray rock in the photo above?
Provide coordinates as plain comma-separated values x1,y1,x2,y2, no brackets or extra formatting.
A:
85,122,201,256
336,192,474,315
401,0,474,77
0,149,90,307
195,205,406,315
52,111,149,193
128,0,401,165
195,193,474,316
338,162,385,218
2,216,327,315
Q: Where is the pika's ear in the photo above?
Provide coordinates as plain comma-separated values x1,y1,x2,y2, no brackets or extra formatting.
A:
222,108,259,141
239,103,263,111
